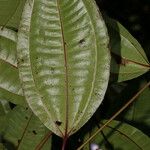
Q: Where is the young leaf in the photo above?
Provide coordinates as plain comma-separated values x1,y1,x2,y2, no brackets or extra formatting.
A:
17,0,110,137
3,106,52,150
105,17,150,82
0,27,26,106
82,120,150,150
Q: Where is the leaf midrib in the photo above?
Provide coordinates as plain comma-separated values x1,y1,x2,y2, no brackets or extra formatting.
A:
35,132,52,150
120,31,149,65
110,22,149,64
104,124,143,150
69,1,98,133
56,0,69,137
16,113,33,150
111,52,150,69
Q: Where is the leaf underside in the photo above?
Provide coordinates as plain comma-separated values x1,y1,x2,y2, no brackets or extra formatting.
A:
0,28,25,106
17,0,110,137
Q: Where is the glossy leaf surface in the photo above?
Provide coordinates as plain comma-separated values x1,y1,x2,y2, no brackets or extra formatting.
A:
0,27,25,106
3,106,52,150
17,0,110,137
105,17,150,82
83,120,150,150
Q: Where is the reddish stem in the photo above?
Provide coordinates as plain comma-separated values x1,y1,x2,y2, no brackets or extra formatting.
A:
61,135,68,150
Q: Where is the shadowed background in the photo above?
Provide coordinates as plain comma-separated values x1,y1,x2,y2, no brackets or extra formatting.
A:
96,0,150,60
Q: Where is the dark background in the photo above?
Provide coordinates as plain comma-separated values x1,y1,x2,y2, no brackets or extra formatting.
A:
96,0,150,60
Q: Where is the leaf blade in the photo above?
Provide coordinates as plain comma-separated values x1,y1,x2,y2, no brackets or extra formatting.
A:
0,28,25,106
3,106,52,150
17,0,110,137
105,17,150,82
0,0,26,30
83,120,150,150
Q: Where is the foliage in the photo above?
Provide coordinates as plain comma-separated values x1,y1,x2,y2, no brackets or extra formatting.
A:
0,0,149,149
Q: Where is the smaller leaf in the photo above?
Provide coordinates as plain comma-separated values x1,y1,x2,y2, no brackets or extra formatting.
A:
0,0,19,27
0,27,26,106
105,16,150,82
0,0,26,30
3,106,52,150
82,120,150,150
0,27,17,65
0,88,26,106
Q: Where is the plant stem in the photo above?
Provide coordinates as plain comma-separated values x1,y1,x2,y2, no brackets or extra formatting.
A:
35,132,52,150
61,135,68,150
77,81,150,150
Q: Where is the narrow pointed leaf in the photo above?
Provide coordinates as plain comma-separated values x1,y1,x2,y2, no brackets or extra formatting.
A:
3,106,52,150
0,27,25,106
82,120,150,150
17,0,110,137
105,17,150,82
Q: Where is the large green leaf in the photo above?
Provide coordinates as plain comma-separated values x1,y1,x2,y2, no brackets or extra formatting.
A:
0,27,25,106
0,0,26,30
3,106,52,150
82,120,150,150
105,17,150,82
17,0,110,137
